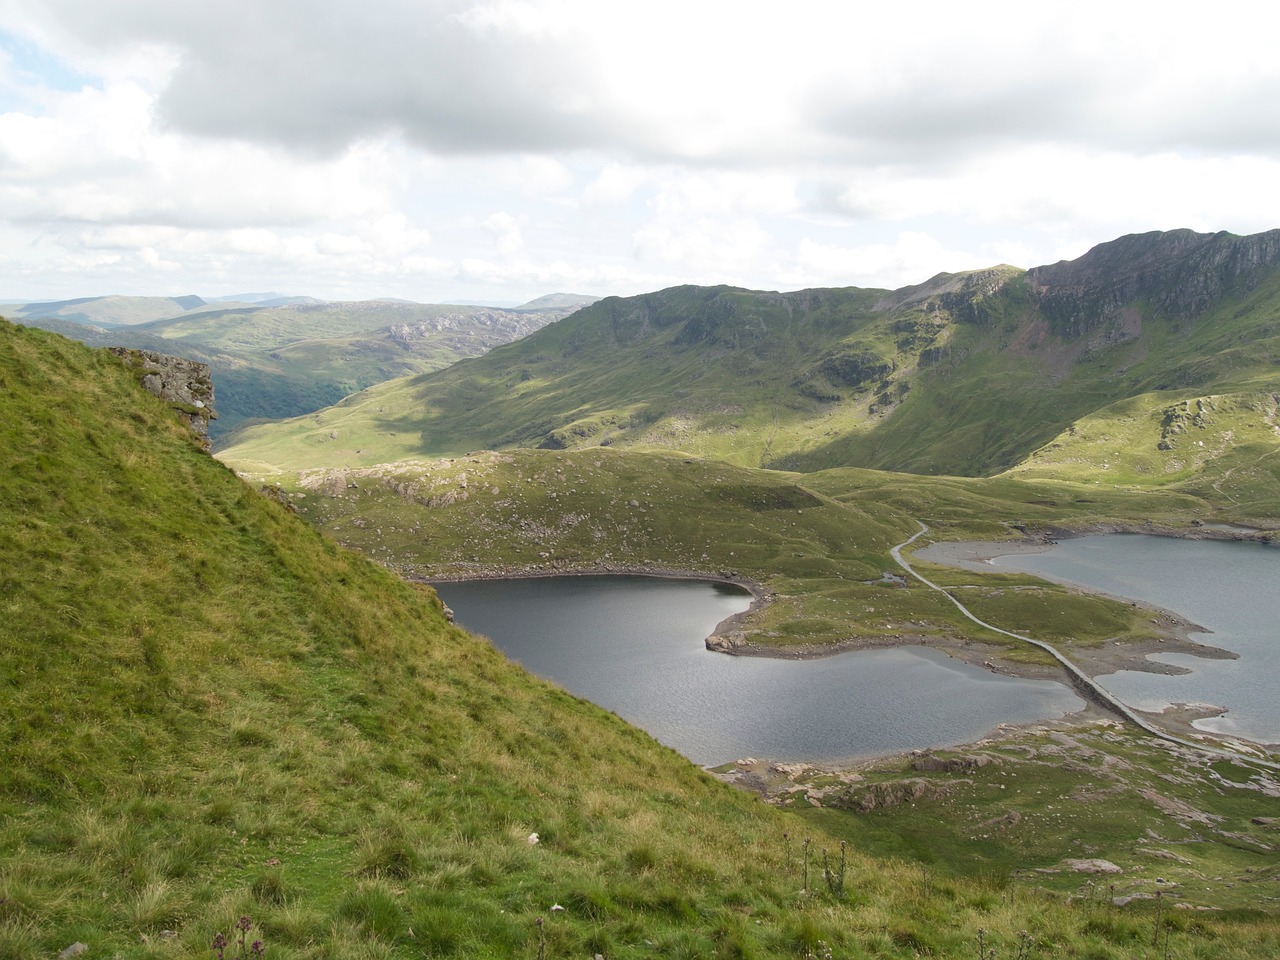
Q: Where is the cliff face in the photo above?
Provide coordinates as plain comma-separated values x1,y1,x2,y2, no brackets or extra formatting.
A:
1026,229,1280,337
108,347,216,444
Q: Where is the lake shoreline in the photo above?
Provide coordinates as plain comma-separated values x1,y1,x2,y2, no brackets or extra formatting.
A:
911,531,1241,679
415,563,772,641
910,528,1280,749
411,528,1234,686
412,525,1275,751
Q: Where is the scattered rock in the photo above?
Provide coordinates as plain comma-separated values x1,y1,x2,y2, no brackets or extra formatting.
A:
1145,849,1192,864
911,751,998,773
60,944,88,960
1140,788,1219,826
1064,858,1123,874
706,632,747,653
832,778,958,813
973,809,1022,832
771,762,811,778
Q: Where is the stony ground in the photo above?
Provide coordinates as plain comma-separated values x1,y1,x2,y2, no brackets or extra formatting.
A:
711,719,1280,912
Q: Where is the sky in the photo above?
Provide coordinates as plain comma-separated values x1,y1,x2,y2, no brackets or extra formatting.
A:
3,1,1280,304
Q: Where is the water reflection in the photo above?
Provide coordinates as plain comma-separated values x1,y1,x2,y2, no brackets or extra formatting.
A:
435,574,1082,765
987,535,1280,743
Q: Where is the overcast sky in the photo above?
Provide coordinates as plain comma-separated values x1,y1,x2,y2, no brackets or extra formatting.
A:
3,1,1280,304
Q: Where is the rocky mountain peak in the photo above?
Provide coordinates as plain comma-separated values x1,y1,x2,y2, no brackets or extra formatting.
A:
1028,228,1280,336
873,265,1023,314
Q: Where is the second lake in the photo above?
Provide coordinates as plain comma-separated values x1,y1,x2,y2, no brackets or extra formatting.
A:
983,534,1280,745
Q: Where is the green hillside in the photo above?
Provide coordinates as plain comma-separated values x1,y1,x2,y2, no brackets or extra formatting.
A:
8,319,883,956
219,229,1280,480
5,322,1280,956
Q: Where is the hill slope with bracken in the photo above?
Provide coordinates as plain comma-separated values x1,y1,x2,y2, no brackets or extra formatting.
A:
218,229,1280,482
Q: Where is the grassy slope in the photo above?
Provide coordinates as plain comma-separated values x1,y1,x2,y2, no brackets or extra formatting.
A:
13,321,1274,957
7,321,1280,958
216,258,1280,481
215,284,909,473
1004,391,1280,525
2,320,839,957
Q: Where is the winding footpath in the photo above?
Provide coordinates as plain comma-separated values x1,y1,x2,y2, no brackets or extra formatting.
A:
891,521,1280,773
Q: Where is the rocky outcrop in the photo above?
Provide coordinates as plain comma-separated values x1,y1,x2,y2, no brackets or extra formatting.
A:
1028,229,1280,337
910,751,1000,773
828,777,961,812
872,265,1024,325
108,347,216,445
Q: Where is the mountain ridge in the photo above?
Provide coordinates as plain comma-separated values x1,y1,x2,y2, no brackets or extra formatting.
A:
219,228,1280,480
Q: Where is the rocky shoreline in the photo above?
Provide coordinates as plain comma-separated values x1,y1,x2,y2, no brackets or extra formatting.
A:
406,562,772,634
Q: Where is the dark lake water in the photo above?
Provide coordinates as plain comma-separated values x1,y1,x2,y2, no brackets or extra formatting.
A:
986,535,1280,744
434,574,1082,766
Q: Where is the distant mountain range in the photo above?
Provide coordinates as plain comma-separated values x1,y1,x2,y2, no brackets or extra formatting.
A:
218,229,1280,512
0,293,600,438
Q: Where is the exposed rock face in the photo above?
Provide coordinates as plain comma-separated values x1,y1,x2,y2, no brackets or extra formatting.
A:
1063,858,1123,874
910,751,999,773
829,777,960,812
384,307,563,345
108,347,216,444
1027,229,1280,336
873,265,1023,325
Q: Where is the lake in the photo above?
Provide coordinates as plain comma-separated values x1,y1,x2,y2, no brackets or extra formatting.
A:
983,534,1280,744
434,574,1082,766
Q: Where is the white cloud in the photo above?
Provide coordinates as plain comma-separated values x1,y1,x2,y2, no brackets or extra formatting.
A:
788,234,996,291
581,163,648,209
481,211,523,255
2,1,1280,302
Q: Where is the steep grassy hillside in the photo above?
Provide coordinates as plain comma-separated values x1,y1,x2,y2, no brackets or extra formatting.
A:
6,319,869,957
219,230,1280,480
7,325,1280,957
